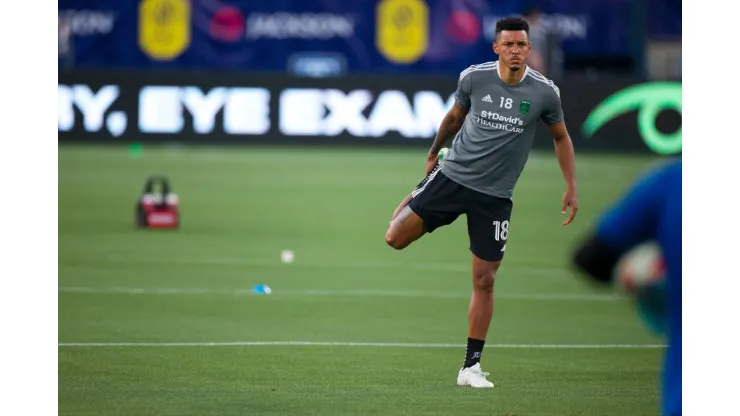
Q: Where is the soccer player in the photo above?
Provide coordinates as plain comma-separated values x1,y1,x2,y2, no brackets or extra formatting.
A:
572,159,681,416
384,17,578,388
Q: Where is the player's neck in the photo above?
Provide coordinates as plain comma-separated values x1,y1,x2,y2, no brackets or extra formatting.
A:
498,64,527,86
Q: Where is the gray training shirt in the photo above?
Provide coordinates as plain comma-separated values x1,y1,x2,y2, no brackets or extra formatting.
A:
441,61,564,199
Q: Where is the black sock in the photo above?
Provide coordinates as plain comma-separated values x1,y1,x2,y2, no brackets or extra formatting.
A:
463,338,485,368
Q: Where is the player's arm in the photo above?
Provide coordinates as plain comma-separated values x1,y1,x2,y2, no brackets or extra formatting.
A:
571,162,675,283
548,121,577,195
425,70,471,173
542,85,578,225
429,103,468,157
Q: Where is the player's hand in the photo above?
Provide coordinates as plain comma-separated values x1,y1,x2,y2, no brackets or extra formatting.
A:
425,151,439,175
561,188,578,226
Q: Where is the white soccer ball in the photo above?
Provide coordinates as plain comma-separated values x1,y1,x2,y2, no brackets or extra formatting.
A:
613,241,665,295
280,250,294,264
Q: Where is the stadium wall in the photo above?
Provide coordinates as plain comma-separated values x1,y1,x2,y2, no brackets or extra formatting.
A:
58,70,681,155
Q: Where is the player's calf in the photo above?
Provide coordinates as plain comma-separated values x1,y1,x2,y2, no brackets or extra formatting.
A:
468,257,500,339
385,206,425,250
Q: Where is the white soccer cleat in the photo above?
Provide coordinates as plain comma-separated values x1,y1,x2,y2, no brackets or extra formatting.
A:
457,363,494,388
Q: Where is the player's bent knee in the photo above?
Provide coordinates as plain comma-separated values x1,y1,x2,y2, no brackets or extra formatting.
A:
385,206,424,250
385,228,410,250
385,227,415,250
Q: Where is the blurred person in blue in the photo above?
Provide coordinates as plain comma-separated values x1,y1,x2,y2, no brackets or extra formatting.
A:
572,158,681,416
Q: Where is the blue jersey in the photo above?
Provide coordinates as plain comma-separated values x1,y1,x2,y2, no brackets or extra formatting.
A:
596,159,682,416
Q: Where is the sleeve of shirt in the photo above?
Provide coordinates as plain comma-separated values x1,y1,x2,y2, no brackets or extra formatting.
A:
540,82,564,125
596,162,672,252
455,68,472,109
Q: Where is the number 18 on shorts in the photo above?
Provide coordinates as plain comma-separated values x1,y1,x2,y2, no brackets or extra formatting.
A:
492,220,509,252
465,195,512,261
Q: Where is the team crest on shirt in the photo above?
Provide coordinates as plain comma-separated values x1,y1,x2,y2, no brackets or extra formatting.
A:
519,100,531,115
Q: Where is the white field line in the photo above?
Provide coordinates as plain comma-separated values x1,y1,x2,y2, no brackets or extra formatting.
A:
95,255,569,277
57,341,665,349
58,286,625,301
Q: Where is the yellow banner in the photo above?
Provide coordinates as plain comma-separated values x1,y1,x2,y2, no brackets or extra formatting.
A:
138,0,191,61
376,0,429,64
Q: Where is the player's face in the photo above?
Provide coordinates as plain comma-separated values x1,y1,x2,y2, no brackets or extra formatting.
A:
493,30,531,71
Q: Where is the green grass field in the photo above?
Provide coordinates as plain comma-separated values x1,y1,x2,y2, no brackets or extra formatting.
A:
59,145,666,416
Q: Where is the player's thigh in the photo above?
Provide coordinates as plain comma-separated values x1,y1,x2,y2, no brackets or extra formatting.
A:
466,193,514,262
386,205,426,248
408,168,466,233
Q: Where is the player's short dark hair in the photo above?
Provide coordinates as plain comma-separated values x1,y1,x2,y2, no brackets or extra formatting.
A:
495,17,530,38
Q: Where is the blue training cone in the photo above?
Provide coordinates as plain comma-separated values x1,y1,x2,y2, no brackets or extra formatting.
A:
251,284,273,295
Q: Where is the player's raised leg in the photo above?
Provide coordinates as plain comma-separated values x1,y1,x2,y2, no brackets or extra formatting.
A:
385,205,426,250
385,162,439,250
386,165,464,250
390,192,414,221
